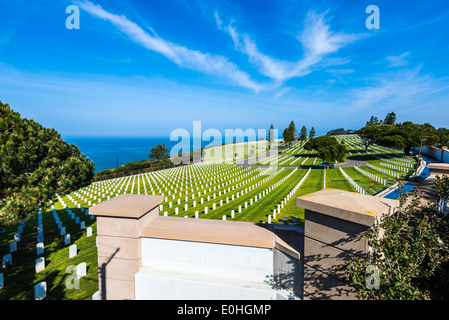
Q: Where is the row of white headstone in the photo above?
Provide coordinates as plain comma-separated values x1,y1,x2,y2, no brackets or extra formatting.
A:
380,162,410,172
32,204,93,299
1,205,94,299
159,167,281,215
366,163,401,178
268,168,312,224
339,167,367,195
168,168,284,219
380,157,414,168
75,163,250,208
353,165,388,186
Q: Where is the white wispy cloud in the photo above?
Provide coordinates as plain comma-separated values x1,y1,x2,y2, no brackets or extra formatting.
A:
215,10,360,85
386,52,410,67
77,1,261,91
271,87,291,102
348,66,449,111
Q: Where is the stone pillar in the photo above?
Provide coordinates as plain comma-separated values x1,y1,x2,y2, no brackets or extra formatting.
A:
90,194,163,300
296,189,398,300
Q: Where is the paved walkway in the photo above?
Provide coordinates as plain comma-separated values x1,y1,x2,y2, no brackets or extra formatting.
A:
234,152,368,170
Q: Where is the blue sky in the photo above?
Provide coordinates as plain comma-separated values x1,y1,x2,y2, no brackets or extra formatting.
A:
0,0,448,137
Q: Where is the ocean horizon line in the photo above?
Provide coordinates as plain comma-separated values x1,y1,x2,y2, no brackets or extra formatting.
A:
64,135,276,173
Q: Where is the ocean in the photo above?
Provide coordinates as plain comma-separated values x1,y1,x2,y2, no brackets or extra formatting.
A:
64,136,264,173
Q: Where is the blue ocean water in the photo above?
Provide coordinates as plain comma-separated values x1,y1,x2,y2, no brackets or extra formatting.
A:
64,136,262,173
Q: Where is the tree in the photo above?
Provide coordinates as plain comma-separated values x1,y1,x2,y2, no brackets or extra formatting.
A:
436,128,449,147
358,122,439,155
283,127,295,147
417,123,440,157
366,116,380,127
0,102,95,226
383,112,397,125
338,178,449,300
303,136,346,163
300,126,308,141
326,128,354,136
396,122,439,155
148,143,169,161
288,121,297,139
359,124,400,152
310,127,316,138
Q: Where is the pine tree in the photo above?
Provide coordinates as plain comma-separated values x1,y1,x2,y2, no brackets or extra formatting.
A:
384,112,397,125
0,101,95,226
300,126,308,140
310,127,316,138
288,121,297,138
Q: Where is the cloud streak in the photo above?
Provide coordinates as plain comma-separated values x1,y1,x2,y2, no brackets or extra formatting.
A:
77,1,261,91
215,10,360,85
386,52,410,67
348,66,449,111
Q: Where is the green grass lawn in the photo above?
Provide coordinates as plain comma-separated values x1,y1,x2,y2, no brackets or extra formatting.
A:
325,168,355,191
341,167,389,195
0,208,98,300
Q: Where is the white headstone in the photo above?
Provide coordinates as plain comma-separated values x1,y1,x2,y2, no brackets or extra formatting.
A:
76,262,87,279
0,273,3,289
60,227,66,236
92,290,100,300
86,227,92,237
36,242,44,256
80,221,85,229
10,241,17,253
34,282,47,300
64,234,71,245
2,254,12,268
69,244,77,258
14,233,20,242
35,257,45,273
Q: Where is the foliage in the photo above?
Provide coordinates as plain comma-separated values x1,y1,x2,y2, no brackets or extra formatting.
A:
436,128,449,147
338,180,449,300
366,115,382,127
383,112,397,125
283,127,295,147
0,101,94,226
434,174,449,201
303,136,346,163
148,143,169,161
288,121,297,137
309,127,316,138
299,126,307,141
365,112,395,126
359,122,440,155
326,128,355,136
94,158,173,178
